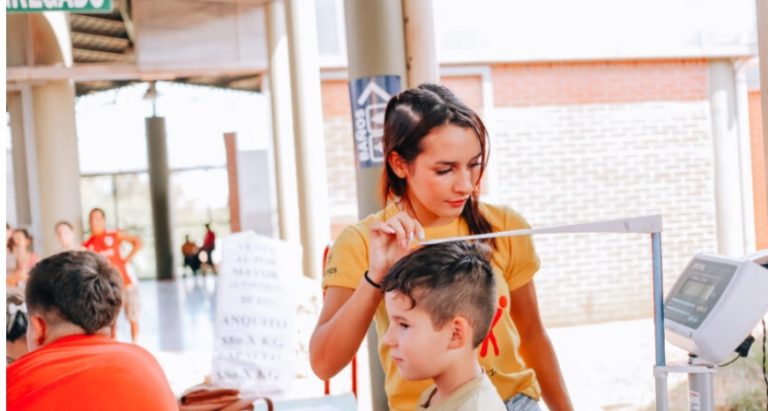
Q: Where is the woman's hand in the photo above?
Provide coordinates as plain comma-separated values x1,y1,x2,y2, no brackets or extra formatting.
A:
368,212,425,283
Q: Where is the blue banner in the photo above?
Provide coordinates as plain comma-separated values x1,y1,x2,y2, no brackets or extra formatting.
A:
348,75,401,169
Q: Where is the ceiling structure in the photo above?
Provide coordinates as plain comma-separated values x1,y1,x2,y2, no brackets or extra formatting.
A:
71,0,262,96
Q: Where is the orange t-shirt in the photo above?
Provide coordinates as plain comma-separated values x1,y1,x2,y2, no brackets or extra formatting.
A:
7,334,177,411
84,231,132,286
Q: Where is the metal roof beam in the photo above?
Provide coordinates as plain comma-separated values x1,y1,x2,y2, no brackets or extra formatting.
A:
7,63,266,83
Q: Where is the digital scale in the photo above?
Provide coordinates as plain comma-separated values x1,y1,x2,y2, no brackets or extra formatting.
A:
664,253,768,365
659,251,768,410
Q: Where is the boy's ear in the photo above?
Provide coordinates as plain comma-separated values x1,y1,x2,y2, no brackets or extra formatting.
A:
27,314,48,350
388,151,409,179
447,316,471,350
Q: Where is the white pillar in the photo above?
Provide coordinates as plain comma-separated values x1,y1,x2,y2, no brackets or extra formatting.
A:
266,0,301,246
734,60,756,253
403,0,439,86
284,0,331,278
31,81,83,255
7,91,33,229
708,60,746,257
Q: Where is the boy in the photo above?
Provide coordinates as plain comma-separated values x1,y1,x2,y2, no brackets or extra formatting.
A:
381,241,507,411
6,251,176,410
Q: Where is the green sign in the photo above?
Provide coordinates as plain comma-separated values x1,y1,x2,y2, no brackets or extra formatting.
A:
6,0,113,13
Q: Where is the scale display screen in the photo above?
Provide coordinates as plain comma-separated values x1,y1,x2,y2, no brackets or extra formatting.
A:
664,259,736,330
680,279,716,300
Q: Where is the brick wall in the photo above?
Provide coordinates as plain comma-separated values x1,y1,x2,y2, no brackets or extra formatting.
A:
489,59,716,326
320,60,724,326
320,80,358,238
491,101,717,325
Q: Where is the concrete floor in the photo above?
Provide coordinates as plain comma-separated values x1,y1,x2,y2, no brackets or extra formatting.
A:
124,276,695,410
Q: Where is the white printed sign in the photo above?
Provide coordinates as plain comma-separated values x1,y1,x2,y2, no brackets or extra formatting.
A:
212,232,301,395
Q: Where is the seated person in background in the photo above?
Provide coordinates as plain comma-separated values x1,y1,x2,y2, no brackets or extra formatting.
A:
7,228,39,288
381,241,506,411
6,288,29,364
6,251,177,410
181,234,201,276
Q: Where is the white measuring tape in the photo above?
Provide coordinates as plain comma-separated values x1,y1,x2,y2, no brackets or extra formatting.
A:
419,215,663,245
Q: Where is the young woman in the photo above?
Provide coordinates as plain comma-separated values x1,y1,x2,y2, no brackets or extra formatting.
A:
309,84,572,411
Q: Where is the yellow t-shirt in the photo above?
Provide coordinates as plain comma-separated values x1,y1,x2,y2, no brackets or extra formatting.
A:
322,202,541,411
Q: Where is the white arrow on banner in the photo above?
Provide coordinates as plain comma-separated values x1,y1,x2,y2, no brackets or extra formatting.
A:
357,80,392,105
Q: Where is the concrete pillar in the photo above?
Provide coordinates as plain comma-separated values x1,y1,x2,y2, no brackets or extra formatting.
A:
32,82,82,255
757,0,768,216
265,0,301,245
403,0,439,86
284,0,331,278
344,0,407,217
7,92,33,228
145,116,174,280
344,1,423,409
6,15,81,255
708,60,747,257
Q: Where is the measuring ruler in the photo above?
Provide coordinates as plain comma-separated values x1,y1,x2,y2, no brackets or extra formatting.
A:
419,215,662,245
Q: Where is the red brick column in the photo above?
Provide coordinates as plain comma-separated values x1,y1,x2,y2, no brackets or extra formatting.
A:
223,132,241,233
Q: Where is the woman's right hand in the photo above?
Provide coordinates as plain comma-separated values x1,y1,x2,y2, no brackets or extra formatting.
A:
367,212,425,284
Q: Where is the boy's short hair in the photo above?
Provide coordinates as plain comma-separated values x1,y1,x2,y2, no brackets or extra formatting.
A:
25,251,123,334
382,241,496,347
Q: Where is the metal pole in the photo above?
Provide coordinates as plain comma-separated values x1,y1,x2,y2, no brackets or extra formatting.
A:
652,232,668,411
689,371,715,411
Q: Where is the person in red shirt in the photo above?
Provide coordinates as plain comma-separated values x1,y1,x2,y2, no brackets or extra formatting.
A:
83,208,143,343
200,223,217,274
7,251,177,410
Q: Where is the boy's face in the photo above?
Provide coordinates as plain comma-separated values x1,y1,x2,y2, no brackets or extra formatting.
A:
383,291,453,381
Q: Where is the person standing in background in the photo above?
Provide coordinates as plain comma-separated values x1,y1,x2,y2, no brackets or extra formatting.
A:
54,221,80,253
83,208,143,343
200,223,216,274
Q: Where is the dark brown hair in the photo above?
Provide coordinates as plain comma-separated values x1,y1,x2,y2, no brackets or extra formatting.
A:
88,207,106,219
25,251,123,334
381,241,496,347
381,83,495,247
